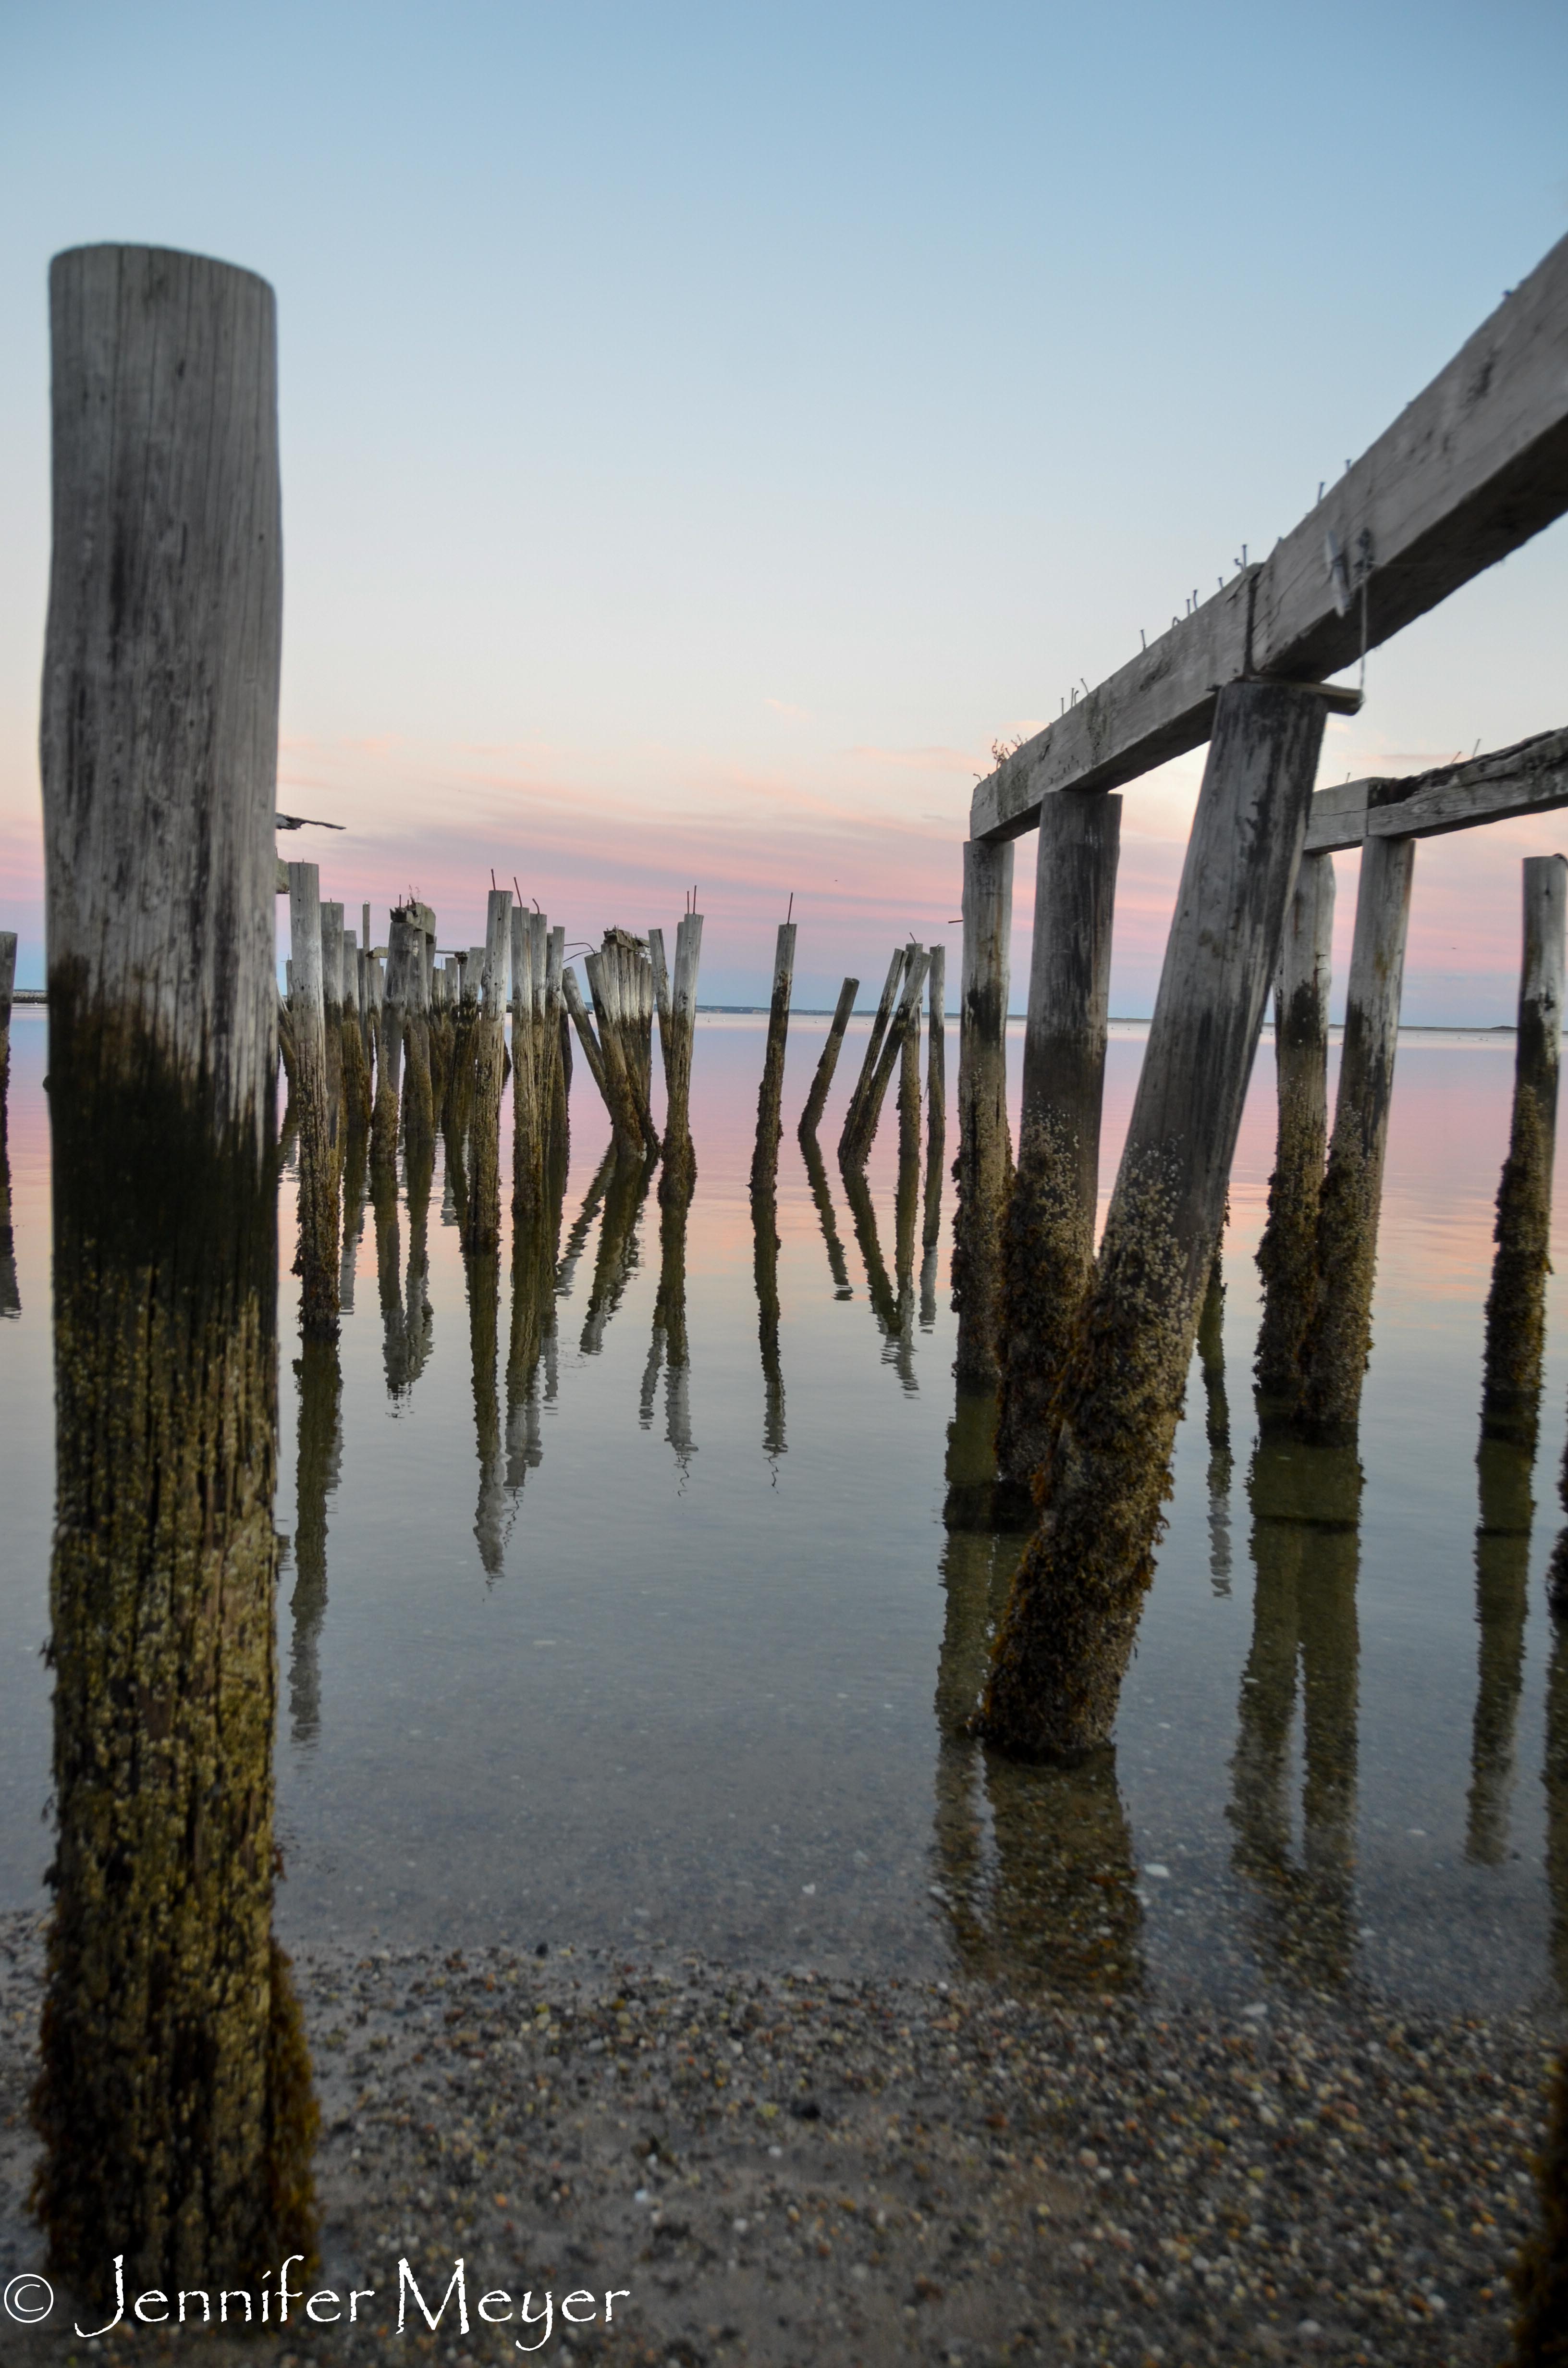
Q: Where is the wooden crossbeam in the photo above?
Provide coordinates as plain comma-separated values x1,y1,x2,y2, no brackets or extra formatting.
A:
972,232,1568,843
1303,727,1568,854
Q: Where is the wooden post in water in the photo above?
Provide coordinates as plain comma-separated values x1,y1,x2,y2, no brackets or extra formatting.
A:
838,950,905,1161
843,947,931,1169
396,904,436,1156
289,861,340,1335
994,792,1120,1508
1482,855,1568,1448
0,929,14,1075
923,944,946,1252
35,240,316,2298
1293,830,1416,1439
371,913,404,1184
0,932,17,1319
510,900,539,1216
751,920,796,1195
1254,852,1336,1406
466,888,511,1253
340,926,372,1129
660,912,703,1203
975,680,1332,1758
799,975,858,1142
952,840,1014,1388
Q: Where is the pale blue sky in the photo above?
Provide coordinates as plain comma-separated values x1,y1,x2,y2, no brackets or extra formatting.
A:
2,0,1566,1011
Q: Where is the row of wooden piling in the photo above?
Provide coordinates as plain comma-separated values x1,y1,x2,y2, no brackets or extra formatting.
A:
952,683,1568,1767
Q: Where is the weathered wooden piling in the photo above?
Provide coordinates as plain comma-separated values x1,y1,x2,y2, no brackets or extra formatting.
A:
898,958,923,1161
394,903,436,1155
1293,830,1416,1439
319,897,346,1140
842,946,930,1169
799,974,858,1142
0,933,17,1319
994,791,1121,1508
466,888,512,1254
35,242,316,2295
1254,852,1336,1404
750,920,797,1195
1482,855,1568,1447
509,900,540,1215
923,944,946,1252
340,925,372,1128
289,861,341,1335
839,950,905,1161
371,914,404,1182
1467,1435,1534,1865
952,840,1014,1388
562,964,614,1115
659,912,703,1203
585,946,649,1157
975,679,1332,1759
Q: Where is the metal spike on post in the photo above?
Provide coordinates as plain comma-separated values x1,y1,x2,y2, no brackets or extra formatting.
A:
799,975,859,1143
35,239,316,2292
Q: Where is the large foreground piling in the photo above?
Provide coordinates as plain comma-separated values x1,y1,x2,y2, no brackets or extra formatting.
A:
1254,852,1336,1404
800,974,858,1143
1293,830,1416,1438
0,931,15,1317
975,680,1332,1759
751,919,796,1194
466,888,511,1253
1482,855,1568,1447
994,791,1121,1508
35,242,316,2295
659,912,703,1202
0,927,14,1074
923,944,946,1251
289,861,340,1335
952,840,1015,1387
838,950,905,1161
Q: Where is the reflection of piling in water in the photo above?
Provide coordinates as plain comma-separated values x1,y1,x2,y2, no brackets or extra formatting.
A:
289,860,341,1336
975,682,1330,1762
800,1131,853,1299
1482,856,1567,1451
1293,830,1415,1439
923,944,946,1254
402,1137,436,1386
372,1161,407,1394
35,243,316,2292
799,975,858,1143
556,1146,616,1304
1254,852,1335,1405
1198,1250,1233,1592
751,921,797,1196
893,1129,919,1391
953,842,1014,1390
289,1334,342,1745
994,792,1119,1514
505,1158,564,1494
1467,1436,1535,1865
467,1246,505,1578
646,1185,696,1469
753,1178,786,1458
842,1158,898,1339
932,1497,1142,1995
582,1151,654,1354
1227,1427,1361,1987
338,1113,369,1313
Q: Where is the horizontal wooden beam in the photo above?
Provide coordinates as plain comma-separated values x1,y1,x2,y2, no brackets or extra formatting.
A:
1304,727,1568,854
972,231,1568,843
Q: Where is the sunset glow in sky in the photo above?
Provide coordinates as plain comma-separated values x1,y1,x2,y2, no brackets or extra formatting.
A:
2,2,1566,1013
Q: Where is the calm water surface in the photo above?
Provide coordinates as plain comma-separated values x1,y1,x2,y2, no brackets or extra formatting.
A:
2,1007,1565,2011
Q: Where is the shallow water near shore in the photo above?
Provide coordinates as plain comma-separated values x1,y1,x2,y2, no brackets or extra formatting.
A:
2,1006,1567,2013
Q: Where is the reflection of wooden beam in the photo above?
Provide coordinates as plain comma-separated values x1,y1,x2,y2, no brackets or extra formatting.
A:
972,232,1568,842
1304,727,1568,855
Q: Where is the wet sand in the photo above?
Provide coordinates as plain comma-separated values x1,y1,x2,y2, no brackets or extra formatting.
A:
0,1913,1555,2366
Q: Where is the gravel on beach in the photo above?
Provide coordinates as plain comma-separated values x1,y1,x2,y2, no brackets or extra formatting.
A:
0,1912,1556,2368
